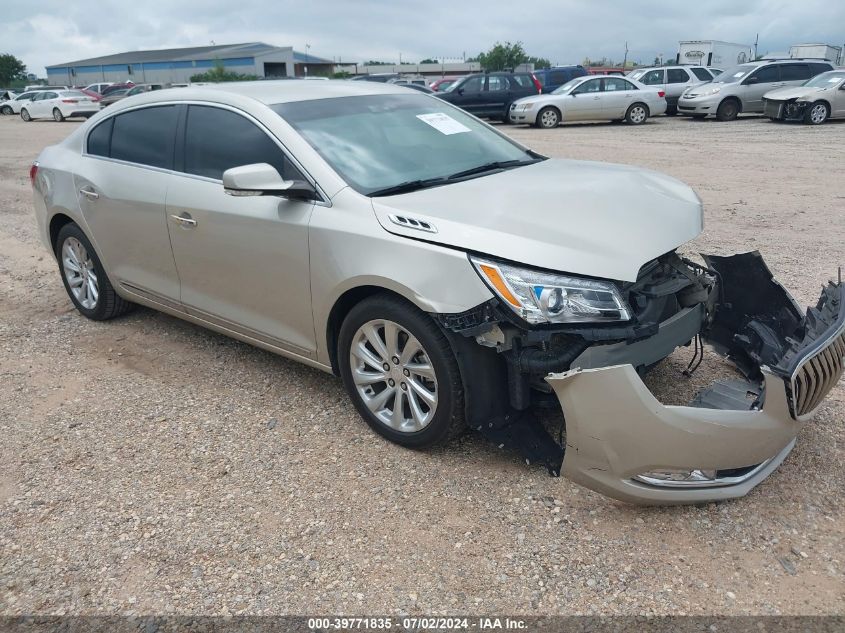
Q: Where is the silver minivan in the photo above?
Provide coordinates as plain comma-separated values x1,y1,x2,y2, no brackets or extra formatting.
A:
677,59,835,120
30,82,844,505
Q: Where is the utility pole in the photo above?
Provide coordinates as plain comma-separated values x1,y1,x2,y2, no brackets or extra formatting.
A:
754,33,759,60
304,43,310,76
621,41,629,71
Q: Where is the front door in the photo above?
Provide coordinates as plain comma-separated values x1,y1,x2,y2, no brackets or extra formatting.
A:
742,65,782,112
566,78,603,120
453,75,485,115
833,79,845,117
165,104,317,356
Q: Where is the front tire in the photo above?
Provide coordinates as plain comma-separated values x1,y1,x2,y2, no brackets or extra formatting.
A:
338,294,464,449
804,101,829,125
1,105,12,115
56,223,133,320
535,106,560,129
20,108,31,122
716,99,739,121
625,103,649,124
53,108,65,122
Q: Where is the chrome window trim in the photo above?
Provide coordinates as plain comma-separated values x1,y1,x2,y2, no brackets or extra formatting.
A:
81,100,331,207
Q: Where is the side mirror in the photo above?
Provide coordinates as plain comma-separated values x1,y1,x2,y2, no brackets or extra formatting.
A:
570,91,579,97
222,163,316,200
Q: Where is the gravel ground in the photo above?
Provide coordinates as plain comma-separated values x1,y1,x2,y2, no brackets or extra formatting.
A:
0,113,843,616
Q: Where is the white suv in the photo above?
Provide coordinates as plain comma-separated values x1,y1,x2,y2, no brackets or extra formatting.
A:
678,59,835,120
627,65,720,115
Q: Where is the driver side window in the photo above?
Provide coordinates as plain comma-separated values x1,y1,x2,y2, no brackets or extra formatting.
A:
574,79,601,94
183,105,302,182
460,76,483,93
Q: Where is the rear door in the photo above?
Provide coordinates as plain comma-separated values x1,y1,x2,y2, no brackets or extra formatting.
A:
742,65,781,112
165,104,317,355
74,105,182,304
483,75,512,117
780,63,811,88
665,67,693,102
30,92,56,117
600,77,637,118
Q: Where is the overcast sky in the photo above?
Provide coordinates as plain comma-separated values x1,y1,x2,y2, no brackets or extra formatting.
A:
3,0,844,76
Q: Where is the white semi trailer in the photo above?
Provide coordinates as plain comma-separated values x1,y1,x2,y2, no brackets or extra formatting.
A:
788,43,843,64
676,41,754,68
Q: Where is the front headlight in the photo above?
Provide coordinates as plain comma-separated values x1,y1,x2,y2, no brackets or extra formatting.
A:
470,256,631,325
700,86,721,96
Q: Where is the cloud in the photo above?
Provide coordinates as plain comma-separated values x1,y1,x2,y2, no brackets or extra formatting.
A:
2,0,843,76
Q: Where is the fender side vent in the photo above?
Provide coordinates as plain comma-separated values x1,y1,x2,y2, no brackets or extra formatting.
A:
388,214,437,234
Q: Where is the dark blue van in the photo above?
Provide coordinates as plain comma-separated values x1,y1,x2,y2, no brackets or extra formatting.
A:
533,65,588,93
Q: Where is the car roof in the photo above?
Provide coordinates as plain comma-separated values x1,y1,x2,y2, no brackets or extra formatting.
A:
99,79,422,113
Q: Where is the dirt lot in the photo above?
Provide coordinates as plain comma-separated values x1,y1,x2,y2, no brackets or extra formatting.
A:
0,113,843,617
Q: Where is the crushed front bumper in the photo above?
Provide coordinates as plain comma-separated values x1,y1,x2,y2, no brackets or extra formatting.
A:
547,253,844,505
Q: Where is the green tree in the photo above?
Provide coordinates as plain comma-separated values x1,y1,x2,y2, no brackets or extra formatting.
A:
190,60,258,83
476,41,527,71
0,53,27,86
527,56,551,69
419,58,439,64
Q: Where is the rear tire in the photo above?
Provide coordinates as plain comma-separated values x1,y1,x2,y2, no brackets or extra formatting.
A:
52,108,65,122
338,293,464,449
803,101,829,125
625,103,649,124
535,106,560,129
20,108,31,122
55,223,134,321
716,99,739,121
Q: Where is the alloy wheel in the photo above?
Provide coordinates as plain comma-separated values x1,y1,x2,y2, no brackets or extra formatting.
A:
540,109,559,128
349,319,438,433
629,106,647,123
809,104,827,124
62,237,99,309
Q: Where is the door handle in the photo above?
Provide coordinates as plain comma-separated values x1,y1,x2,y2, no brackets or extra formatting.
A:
170,213,197,228
79,187,99,200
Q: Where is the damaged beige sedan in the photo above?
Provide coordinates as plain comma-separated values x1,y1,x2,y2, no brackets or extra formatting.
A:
31,81,844,504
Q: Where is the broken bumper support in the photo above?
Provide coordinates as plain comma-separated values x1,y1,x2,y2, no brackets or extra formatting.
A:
546,253,844,505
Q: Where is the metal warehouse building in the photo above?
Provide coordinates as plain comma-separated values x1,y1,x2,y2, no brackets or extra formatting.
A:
46,42,334,86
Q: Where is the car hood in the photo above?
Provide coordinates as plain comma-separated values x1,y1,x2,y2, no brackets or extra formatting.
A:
371,159,702,282
763,86,829,100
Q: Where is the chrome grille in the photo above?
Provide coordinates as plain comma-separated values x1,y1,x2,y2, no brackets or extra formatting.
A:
791,327,845,418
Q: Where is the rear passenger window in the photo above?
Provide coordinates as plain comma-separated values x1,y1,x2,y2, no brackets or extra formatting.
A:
183,105,298,181
110,106,178,169
781,64,810,81
87,118,113,157
690,67,712,81
667,68,690,83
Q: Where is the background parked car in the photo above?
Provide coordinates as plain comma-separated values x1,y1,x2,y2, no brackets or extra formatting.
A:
627,65,720,115
4,91,39,115
677,59,835,120
101,82,135,96
80,89,103,102
99,89,130,107
429,76,458,92
398,83,436,94
1,90,17,103
762,69,845,125
83,82,113,95
510,75,666,127
20,90,100,122
436,71,542,122
533,65,588,93
351,73,401,83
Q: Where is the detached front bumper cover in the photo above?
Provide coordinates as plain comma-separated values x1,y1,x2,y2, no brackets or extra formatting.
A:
547,252,844,505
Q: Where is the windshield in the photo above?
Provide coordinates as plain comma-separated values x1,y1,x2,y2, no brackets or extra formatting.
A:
804,71,845,88
551,78,585,95
712,64,757,83
272,94,538,196
628,70,647,80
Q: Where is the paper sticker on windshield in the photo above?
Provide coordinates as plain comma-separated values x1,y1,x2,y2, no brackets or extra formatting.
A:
416,113,471,135
733,72,745,78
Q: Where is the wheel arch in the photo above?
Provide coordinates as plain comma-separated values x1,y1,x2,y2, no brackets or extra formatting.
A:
49,212,76,254
719,95,742,113
629,101,650,115
536,104,562,126
325,284,425,376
